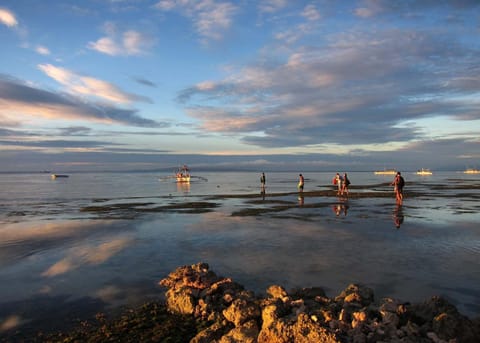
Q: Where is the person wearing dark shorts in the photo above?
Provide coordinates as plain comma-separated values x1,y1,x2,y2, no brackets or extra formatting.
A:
298,174,304,192
391,172,405,204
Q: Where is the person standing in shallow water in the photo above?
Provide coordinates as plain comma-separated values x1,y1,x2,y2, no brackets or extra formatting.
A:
391,172,405,204
260,172,266,193
298,174,304,192
342,173,350,196
335,173,343,195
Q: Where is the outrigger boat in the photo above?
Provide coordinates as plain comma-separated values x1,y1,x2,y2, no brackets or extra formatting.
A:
159,165,208,183
51,174,69,179
175,165,191,182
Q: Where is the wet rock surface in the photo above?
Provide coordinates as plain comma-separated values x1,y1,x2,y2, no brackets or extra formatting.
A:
160,263,480,343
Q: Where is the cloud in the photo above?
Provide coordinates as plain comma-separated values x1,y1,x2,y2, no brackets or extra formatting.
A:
57,126,92,136
301,4,321,21
0,7,17,27
354,0,480,18
37,64,151,104
0,75,164,127
134,77,157,87
258,0,288,13
88,22,154,56
35,45,50,55
155,0,237,42
178,27,480,148
0,139,114,149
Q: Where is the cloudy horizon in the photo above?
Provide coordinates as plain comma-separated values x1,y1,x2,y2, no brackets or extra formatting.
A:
1,1,479,173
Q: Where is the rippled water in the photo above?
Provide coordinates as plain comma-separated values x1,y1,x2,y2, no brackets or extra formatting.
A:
0,171,479,335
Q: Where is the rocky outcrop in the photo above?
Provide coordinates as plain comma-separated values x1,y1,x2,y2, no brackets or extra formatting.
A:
159,263,480,343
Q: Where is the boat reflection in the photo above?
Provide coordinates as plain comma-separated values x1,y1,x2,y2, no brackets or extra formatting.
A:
176,182,190,193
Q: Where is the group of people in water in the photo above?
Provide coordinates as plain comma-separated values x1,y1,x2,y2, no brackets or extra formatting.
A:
260,171,405,204
333,172,351,196
260,171,406,228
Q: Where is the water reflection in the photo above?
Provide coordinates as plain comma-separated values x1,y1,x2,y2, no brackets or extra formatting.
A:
176,182,190,193
393,204,404,228
0,220,136,313
1,193,480,335
332,202,349,216
41,237,133,277
298,195,304,206
0,221,111,267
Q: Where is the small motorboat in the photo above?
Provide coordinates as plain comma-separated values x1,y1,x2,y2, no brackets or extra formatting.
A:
374,169,397,175
51,174,69,179
159,165,208,183
175,165,191,182
463,168,480,174
416,168,432,175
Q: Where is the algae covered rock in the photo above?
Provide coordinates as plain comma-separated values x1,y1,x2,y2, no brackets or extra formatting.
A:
158,262,479,343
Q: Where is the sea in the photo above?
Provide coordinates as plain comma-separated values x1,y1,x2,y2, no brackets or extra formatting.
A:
0,171,479,335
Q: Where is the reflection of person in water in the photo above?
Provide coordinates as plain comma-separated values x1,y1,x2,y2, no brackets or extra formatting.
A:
332,203,349,216
298,194,304,206
393,204,404,228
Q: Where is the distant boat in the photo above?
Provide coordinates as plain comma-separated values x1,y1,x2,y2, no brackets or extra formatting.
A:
374,169,397,175
175,165,191,182
159,165,208,183
416,168,432,175
463,168,480,174
51,174,69,179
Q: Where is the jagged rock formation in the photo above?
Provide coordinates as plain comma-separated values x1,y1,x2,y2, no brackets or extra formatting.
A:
159,263,480,343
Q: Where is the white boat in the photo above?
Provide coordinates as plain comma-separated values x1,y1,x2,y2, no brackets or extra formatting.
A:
159,165,207,183
463,168,480,174
374,169,397,175
175,165,191,182
416,168,432,175
51,174,69,179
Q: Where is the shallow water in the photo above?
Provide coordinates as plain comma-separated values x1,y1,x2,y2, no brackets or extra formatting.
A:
0,171,479,335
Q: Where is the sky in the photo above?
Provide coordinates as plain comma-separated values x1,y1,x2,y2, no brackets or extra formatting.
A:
1,0,479,173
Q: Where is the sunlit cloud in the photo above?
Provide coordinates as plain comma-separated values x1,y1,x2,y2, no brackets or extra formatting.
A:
0,7,17,27
37,64,150,104
88,21,154,56
0,75,160,127
155,0,237,42
179,27,480,148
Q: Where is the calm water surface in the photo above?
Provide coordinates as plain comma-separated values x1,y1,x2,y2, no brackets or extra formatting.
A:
1,171,479,335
